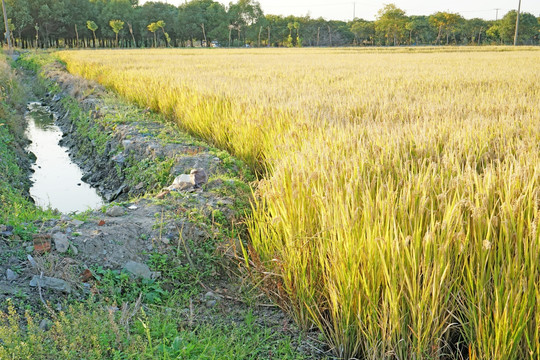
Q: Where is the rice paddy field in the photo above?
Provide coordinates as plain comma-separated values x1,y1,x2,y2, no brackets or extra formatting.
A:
58,47,540,359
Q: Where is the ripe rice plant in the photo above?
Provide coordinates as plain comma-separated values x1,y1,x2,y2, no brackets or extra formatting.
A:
57,47,540,359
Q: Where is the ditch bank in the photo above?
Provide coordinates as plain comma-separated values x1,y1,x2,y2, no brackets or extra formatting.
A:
5,53,254,299
32,60,251,203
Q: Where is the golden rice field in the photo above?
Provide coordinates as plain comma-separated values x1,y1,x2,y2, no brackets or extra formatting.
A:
58,47,540,359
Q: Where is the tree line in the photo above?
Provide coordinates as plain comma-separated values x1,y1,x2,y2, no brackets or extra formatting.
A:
1,0,539,49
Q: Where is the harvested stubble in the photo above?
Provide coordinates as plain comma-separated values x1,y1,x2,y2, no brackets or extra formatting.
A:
58,47,540,359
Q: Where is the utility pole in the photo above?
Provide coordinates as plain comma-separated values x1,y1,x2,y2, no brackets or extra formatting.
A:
494,8,500,21
353,2,356,20
1,0,12,53
513,0,521,46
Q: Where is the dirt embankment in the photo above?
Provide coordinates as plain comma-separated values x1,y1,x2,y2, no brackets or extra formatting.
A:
41,62,247,202
2,56,253,294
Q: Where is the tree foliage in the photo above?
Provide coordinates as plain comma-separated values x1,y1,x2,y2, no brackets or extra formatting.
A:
0,0,538,48
109,19,124,46
86,19,98,47
499,10,539,44
375,4,407,45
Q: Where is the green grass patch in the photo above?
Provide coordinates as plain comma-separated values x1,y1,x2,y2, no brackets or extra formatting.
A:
0,298,310,360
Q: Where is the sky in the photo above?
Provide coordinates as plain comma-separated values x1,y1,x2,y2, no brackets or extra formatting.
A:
144,0,540,22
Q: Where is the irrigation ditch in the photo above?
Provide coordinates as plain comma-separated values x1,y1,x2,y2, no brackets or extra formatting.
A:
0,53,324,358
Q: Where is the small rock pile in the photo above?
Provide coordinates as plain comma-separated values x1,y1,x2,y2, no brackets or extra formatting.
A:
157,168,208,199
167,168,208,191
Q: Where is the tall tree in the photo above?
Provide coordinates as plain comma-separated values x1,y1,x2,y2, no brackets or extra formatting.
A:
178,0,227,46
147,21,158,46
102,0,134,46
155,19,169,46
486,22,502,44
499,10,539,44
87,19,98,47
139,2,178,47
350,18,375,45
228,0,263,45
375,4,407,46
463,18,487,45
429,12,463,45
5,0,31,47
109,19,124,46
206,2,228,45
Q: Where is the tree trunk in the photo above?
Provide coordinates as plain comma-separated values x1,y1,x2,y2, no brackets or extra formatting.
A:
1,0,12,51
258,25,262,47
74,24,79,47
162,28,168,47
201,23,207,47
327,25,332,46
127,23,136,47
228,27,232,47
44,29,49,48
477,27,482,45
267,26,270,47
435,25,442,45
317,27,320,46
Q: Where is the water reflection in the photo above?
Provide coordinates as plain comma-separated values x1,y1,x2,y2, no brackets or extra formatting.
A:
25,102,103,213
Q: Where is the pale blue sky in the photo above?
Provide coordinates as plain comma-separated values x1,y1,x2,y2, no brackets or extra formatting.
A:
149,0,539,21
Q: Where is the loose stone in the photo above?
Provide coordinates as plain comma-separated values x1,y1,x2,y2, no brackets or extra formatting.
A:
168,174,193,191
53,233,70,253
123,261,152,279
190,168,208,187
6,269,18,281
29,275,72,293
106,206,125,217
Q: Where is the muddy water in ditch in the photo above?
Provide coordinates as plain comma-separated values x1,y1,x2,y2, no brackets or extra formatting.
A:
25,102,103,213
